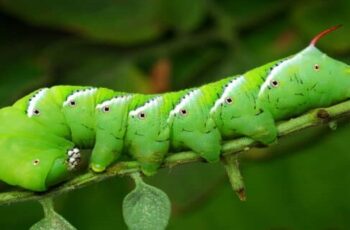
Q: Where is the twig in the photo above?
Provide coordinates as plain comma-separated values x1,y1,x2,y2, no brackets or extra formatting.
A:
0,100,350,206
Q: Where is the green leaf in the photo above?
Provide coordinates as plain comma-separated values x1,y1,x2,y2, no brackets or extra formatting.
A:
171,47,224,89
57,57,152,93
37,42,152,93
214,0,287,27
0,0,164,45
161,0,206,32
123,173,171,230
30,198,76,230
0,57,47,106
0,14,50,106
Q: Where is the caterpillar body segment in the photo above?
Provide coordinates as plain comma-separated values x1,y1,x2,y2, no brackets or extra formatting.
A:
210,61,280,144
168,88,222,163
126,94,172,176
13,88,72,139
0,27,349,191
91,94,132,173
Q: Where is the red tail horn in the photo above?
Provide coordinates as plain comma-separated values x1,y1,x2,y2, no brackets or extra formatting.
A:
310,25,342,46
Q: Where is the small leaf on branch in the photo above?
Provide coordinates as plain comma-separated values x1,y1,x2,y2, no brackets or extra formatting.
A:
123,173,171,230
30,198,76,230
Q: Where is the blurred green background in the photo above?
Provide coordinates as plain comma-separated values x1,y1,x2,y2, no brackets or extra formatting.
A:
0,0,350,229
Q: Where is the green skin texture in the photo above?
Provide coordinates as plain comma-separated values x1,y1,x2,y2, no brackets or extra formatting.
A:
0,45,349,191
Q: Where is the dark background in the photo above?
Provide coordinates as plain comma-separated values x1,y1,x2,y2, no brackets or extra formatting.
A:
0,0,349,229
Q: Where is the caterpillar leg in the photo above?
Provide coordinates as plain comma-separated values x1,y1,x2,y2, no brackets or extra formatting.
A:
137,154,166,176
129,142,168,176
232,113,278,145
126,128,169,176
212,104,278,145
172,128,222,163
90,139,123,173
170,117,222,162
125,120,170,176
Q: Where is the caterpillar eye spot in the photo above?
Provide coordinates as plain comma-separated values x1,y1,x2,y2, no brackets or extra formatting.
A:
33,159,40,166
138,112,146,119
270,80,279,87
180,109,188,116
33,109,40,116
225,97,233,104
69,100,76,107
103,106,110,112
314,64,320,71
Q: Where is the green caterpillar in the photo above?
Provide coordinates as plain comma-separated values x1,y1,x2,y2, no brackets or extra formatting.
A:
0,26,348,192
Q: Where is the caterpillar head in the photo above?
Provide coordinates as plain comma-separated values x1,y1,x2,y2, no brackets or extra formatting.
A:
258,25,350,119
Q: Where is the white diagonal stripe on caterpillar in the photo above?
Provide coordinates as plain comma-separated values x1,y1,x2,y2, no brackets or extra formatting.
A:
27,88,49,117
63,88,98,107
129,96,163,117
210,76,245,115
96,95,132,110
170,89,201,116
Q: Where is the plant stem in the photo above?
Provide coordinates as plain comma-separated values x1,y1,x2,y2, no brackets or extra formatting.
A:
0,100,349,206
222,154,246,201
39,198,55,217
